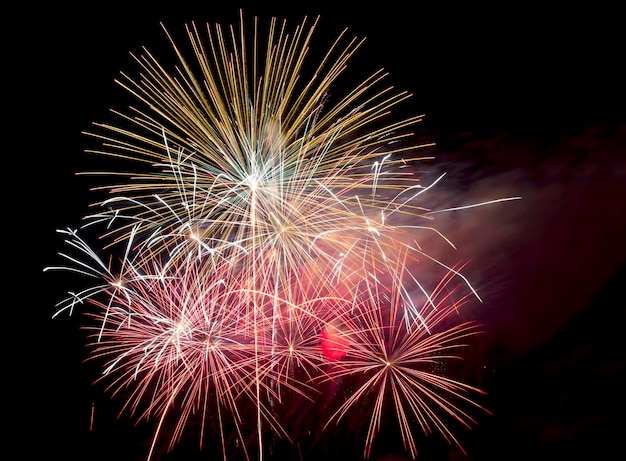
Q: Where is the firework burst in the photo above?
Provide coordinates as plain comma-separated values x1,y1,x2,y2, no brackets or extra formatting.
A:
317,261,489,459
46,11,518,461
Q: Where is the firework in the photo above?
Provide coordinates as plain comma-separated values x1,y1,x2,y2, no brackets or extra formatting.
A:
317,261,489,459
47,11,518,461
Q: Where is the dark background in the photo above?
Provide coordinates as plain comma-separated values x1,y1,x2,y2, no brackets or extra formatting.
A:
13,1,625,460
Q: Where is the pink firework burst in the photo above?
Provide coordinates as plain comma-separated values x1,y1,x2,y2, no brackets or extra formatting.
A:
317,261,490,459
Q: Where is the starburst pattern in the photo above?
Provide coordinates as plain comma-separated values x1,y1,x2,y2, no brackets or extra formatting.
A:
46,11,517,461
318,261,489,459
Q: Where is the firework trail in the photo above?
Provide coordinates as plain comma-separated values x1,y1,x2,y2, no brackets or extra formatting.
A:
46,11,518,461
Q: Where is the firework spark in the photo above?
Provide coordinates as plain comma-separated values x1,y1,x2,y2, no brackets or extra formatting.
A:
46,11,518,461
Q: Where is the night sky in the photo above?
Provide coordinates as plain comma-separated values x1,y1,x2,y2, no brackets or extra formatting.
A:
15,2,625,460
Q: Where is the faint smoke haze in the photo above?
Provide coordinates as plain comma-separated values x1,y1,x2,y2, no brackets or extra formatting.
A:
419,122,626,366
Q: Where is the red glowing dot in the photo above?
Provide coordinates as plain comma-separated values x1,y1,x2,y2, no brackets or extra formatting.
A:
319,324,348,361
